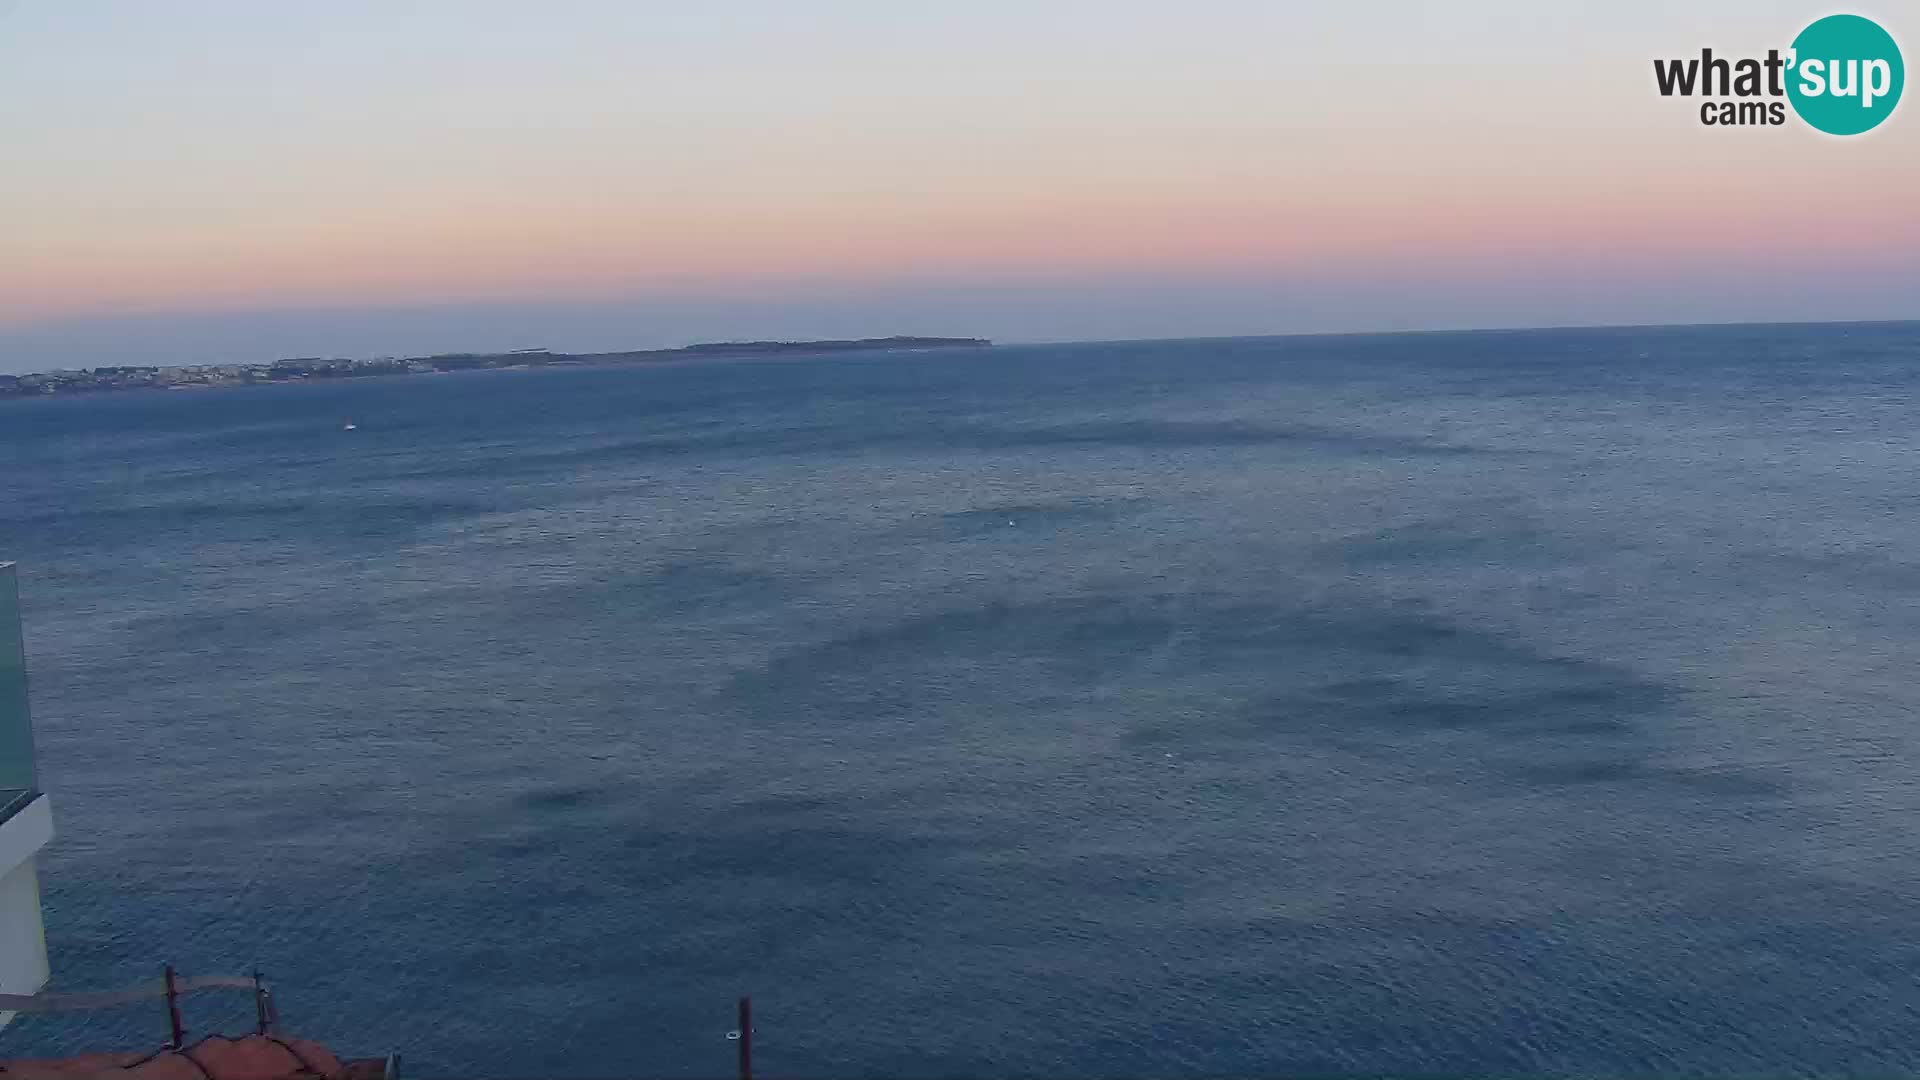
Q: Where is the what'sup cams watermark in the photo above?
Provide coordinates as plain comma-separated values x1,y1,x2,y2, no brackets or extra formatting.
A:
1654,13,1904,133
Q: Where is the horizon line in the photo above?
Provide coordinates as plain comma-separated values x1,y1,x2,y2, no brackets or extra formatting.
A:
1004,315,1920,350
4,316,1919,381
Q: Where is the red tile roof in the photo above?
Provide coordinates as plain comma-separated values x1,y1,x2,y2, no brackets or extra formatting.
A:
1,1035,365,1080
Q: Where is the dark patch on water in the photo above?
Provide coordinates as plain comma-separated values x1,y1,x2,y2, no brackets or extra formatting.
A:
2,494,507,555
711,587,1792,814
643,558,791,611
1325,511,1561,569
1273,678,1671,736
1662,766,1791,799
377,414,1497,472
516,784,606,811
720,594,1190,730
936,497,1146,539
955,417,1489,455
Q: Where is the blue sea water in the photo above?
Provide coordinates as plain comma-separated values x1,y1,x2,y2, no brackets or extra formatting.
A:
5,324,1920,1077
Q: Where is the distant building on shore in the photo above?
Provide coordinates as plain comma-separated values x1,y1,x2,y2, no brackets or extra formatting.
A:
0,337,992,400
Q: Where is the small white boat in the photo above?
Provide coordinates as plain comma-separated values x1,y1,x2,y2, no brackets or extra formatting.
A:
343,421,358,431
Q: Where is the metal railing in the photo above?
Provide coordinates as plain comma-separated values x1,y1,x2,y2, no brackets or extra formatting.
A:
0,966,279,1049
0,967,409,1079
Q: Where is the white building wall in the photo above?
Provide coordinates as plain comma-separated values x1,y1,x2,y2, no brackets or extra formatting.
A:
0,795,53,1033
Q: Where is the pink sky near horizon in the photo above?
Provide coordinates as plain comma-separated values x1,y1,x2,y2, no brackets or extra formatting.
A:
4,1,1918,347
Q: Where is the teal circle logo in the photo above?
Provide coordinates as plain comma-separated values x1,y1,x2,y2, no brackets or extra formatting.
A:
1787,14,1904,134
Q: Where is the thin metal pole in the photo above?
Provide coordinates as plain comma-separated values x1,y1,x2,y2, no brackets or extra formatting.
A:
163,965,185,1049
252,971,269,1035
737,996,752,1080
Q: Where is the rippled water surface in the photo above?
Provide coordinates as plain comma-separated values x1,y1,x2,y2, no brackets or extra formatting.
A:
6,325,1920,1076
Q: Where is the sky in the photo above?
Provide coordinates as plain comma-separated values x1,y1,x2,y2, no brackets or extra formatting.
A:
2,0,1917,371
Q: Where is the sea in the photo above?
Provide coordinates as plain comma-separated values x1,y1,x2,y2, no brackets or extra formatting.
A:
5,323,1920,1077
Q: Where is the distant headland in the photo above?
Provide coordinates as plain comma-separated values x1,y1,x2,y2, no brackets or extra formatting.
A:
0,336,992,400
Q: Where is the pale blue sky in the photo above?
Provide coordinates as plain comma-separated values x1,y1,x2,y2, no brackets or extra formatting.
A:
2,1,1915,370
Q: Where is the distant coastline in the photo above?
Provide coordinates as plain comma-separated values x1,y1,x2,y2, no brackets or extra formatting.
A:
0,336,992,400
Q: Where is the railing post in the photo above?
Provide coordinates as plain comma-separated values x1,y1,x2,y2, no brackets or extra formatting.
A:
162,965,185,1049
737,996,752,1080
252,971,269,1035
